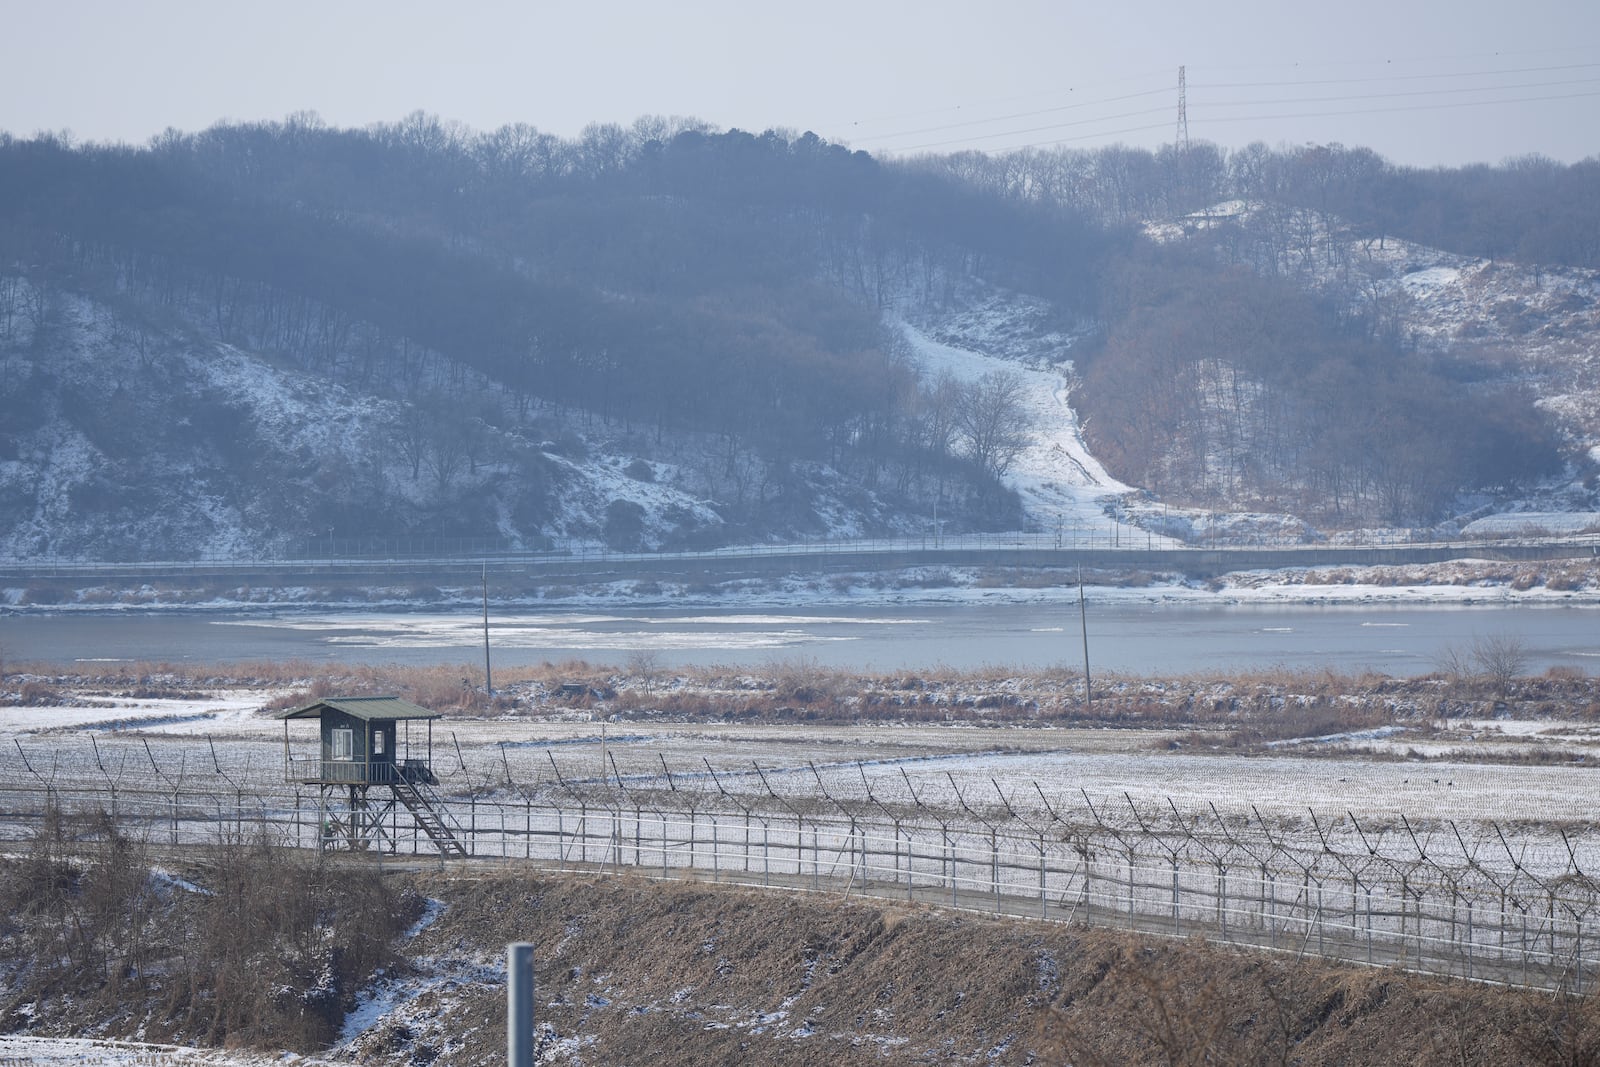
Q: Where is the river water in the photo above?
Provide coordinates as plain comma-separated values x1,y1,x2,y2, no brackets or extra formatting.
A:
4,601,1598,677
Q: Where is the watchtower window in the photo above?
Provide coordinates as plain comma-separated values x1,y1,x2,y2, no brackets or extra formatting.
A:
332,727,354,761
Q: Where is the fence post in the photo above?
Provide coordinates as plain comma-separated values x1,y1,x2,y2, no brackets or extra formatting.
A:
1467,900,1475,980
811,824,819,891
992,830,1000,914
1171,857,1180,935
1366,888,1374,967
507,942,535,1067
1039,836,1047,920
940,831,953,908
1218,865,1228,942
1127,853,1135,928
1084,855,1093,922
1578,920,1585,995
1268,872,1278,950
904,826,913,902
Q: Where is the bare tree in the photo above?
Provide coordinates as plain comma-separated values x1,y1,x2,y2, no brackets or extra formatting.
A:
956,370,1033,480
1471,633,1528,700
1432,643,1475,694
389,411,429,482
625,648,663,694
912,371,964,495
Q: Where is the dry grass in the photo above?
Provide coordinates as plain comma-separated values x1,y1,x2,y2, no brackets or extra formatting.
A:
0,811,409,1052
347,869,1600,1067
10,656,1600,739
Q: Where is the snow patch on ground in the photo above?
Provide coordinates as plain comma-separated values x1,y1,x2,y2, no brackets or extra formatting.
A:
0,691,284,737
1463,512,1600,536
1268,725,1408,747
0,1035,333,1065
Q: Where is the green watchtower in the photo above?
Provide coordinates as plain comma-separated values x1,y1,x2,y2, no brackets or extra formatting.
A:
278,696,466,857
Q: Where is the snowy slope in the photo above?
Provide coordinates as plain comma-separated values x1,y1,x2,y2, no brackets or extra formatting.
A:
0,288,904,559
1147,201,1600,523
893,317,1135,533
889,284,1183,543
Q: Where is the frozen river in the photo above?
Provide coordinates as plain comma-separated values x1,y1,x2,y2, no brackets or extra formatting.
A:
4,600,1599,676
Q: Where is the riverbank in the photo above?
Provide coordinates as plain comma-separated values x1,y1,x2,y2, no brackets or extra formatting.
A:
6,556,1600,615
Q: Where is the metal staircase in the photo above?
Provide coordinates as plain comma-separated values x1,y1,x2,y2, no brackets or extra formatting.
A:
390,776,468,857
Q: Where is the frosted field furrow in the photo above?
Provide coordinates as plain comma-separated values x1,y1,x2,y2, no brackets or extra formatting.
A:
5,696,1600,883
9,682,1600,999
3,694,1596,824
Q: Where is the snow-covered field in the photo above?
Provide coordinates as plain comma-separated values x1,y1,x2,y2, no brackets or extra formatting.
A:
6,683,1600,1060
3,689,1595,830
0,1035,334,1065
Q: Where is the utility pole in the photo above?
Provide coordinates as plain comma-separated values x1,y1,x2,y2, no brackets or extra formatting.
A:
1078,566,1092,711
482,564,492,697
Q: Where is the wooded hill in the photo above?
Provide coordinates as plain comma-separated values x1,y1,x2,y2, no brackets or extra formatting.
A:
0,115,1590,558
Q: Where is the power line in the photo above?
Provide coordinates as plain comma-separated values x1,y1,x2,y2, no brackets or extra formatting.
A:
1198,46,1600,75
881,106,1173,154
1198,61,1600,90
876,84,1598,157
1201,76,1600,109
824,68,1175,132
847,53,1600,158
848,84,1174,147
1191,88,1600,126
884,84,1598,158
890,121,1175,157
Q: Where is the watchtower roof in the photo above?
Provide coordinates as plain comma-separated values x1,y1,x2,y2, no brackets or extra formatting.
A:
275,696,441,722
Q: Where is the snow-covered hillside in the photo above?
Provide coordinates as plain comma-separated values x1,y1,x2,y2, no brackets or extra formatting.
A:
0,286,973,560
1146,201,1600,524
888,292,1155,540
6,215,1599,562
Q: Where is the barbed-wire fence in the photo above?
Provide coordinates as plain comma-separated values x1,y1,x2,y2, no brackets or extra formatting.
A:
3,735,1598,993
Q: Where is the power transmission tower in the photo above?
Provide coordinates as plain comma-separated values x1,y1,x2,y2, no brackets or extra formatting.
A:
1175,65,1190,154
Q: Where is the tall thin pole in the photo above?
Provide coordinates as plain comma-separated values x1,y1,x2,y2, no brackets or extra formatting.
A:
507,942,534,1067
482,564,492,697
1078,566,1092,710
1176,64,1189,153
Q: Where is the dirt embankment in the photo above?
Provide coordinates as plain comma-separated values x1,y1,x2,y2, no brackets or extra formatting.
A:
359,870,1600,1066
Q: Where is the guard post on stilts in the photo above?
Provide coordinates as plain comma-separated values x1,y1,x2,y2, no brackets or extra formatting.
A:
278,696,466,857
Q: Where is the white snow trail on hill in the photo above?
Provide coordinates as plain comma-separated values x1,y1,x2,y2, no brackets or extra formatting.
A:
893,318,1170,541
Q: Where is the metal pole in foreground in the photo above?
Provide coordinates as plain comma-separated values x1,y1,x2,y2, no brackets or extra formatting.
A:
508,942,534,1067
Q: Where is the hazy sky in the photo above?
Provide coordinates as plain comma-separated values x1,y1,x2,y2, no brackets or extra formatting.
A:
2,1,1596,167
